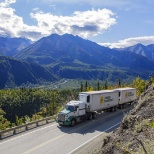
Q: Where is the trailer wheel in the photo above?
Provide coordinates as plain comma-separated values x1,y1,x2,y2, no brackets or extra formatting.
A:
119,104,123,109
111,107,115,112
71,119,76,127
92,112,97,119
122,104,125,108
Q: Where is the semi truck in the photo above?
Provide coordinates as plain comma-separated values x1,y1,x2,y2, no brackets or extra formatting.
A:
56,88,136,126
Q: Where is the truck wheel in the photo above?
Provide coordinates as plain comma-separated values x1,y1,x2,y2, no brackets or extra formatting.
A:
129,102,132,105
71,119,76,127
88,113,92,120
82,115,87,122
92,112,97,119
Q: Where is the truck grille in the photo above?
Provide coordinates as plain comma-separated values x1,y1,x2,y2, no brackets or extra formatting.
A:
58,114,65,121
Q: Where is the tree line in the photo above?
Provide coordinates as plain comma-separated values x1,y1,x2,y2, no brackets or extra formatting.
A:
81,77,151,96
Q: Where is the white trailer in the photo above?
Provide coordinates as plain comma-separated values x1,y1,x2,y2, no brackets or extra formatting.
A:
79,90,119,112
115,87,136,108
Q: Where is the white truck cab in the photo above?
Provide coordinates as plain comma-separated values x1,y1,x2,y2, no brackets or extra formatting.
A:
56,101,86,126
66,101,86,117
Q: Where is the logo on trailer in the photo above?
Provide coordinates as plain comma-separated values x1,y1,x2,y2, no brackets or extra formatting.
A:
100,96,104,104
125,92,134,98
100,96,113,104
125,92,128,98
104,96,113,102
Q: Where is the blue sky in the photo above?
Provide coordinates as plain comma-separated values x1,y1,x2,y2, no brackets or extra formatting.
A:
0,0,154,48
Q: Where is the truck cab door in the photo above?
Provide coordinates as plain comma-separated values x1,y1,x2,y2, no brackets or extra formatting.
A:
74,106,79,116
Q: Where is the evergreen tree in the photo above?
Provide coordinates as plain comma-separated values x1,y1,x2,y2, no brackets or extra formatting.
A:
52,92,55,115
118,78,121,88
85,80,88,91
104,80,108,89
97,80,100,90
80,82,83,92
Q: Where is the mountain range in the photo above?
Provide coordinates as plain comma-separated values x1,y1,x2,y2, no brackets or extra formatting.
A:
0,34,154,89
115,43,154,61
0,37,31,57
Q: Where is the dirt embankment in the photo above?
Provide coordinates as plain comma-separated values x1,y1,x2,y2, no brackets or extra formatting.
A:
100,85,154,154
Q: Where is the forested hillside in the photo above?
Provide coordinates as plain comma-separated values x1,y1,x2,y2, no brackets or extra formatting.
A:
0,77,152,130
0,88,79,130
0,56,57,89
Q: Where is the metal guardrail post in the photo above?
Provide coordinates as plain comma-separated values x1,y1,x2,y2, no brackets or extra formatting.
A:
36,122,38,127
13,129,16,135
46,119,49,124
26,125,28,131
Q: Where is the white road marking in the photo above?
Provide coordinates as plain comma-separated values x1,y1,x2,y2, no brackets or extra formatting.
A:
68,122,120,154
0,123,57,145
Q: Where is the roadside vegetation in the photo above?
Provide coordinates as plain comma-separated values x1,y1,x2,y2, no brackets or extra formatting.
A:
0,77,153,130
96,78,154,154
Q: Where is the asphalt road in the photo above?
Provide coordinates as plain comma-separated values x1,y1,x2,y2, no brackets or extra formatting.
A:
0,105,132,154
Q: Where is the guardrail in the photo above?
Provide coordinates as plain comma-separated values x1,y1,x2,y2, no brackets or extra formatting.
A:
0,115,56,140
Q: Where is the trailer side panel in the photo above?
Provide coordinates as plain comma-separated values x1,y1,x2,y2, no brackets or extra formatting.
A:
79,90,119,112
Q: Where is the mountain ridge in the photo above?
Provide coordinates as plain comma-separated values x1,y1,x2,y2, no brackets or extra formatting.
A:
0,37,32,56
0,34,154,88
0,56,57,89
15,34,154,70
115,43,154,61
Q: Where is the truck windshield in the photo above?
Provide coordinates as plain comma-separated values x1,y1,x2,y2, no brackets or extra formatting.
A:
66,105,74,112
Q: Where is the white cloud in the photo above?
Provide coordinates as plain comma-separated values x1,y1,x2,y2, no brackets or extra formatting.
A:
32,7,40,12
0,0,16,7
30,9,116,39
0,2,41,40
99,36,154,48
0,0,116,41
